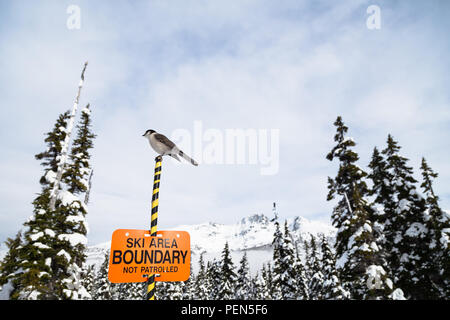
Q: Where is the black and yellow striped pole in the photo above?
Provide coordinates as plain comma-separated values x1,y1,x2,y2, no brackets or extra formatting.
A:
146,155,162,300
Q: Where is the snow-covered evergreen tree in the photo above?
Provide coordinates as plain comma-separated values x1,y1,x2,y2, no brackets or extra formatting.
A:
419,157,450,299
50,103,95,299
319,235,348,299
235,252,253,300
194,253,210,300
92,250,115,300
166,282,184,300
115,282,142,300
270,221,283,300
253,272,270,300
11,111,73,299
380,135,432,299
367,147,391,270
0,232,23,299
206,259,221,300
272,221,298,299
307,235,324,299
293,241,309,299
63,104,95,195
81,263,95,299
2,99,95,300
326,116,394,299
182,259,195,299
261,263,273,299
217,242,236,300
155,281,169,300
34,111,71,187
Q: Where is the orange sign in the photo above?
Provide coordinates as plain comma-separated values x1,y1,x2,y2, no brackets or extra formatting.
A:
108,229,190,283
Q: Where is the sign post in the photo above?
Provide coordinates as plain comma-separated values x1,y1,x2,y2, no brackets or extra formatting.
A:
147,155,162,300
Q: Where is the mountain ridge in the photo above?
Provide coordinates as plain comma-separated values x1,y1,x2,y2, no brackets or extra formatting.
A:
86,213,335,274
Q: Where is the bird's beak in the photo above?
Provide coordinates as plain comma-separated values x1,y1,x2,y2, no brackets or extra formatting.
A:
142,134,146,137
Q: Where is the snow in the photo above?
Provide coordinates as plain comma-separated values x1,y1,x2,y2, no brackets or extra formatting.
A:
363,223,372,233
335,252,348,270
342,137,354,143
44,170,57,184
440,228,450,246
57,249,71,262
44,229,56,237
409,188,423,200
0,280,14,300
58,233,88,247
29,232,44,242
58,190,80,207
385,278,393,290
390,288,406,300
81,107,91,115
66,214,85,224
174,214,335,254
57,190,88,212
370,241,379,251
26,290,40,300
405,222,427,238
396,199,411,213
33,242,50,249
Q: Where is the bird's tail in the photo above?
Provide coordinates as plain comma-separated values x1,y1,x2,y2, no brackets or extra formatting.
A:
178,149,198,166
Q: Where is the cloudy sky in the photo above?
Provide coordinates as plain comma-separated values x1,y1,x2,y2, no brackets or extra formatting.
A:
0,0,449,246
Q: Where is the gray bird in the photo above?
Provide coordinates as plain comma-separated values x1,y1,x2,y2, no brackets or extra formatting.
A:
143,129,198,166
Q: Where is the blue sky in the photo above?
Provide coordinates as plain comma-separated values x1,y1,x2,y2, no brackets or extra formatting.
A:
0,0,449,245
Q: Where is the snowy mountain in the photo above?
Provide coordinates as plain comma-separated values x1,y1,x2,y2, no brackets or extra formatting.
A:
86,214,336,275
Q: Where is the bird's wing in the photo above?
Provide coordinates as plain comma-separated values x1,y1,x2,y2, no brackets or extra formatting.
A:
154,133,176,149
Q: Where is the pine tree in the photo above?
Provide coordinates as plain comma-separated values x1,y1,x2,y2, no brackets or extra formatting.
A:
217,242,236,300
253,272,270,300
153,281,166,300
0,232,23,299
7,104,95,299
63,104,95,195
194,253,210,300
11,111,73,299
381,135,432,299
50,104,95,299
319,235,348,299
205,259,221,300
270,221,283,300
261,263,273,299
307,234,324,299
114,282,142,300
420,158,450,298
272,221,298,299
166,282,184,300
235,252,253,299
293,242,309,299
367,147,391,270
93,251,114,300
34,111,71,187
81,263,95,299
326,116,394,299
49,62,88,211
182,259,195,299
